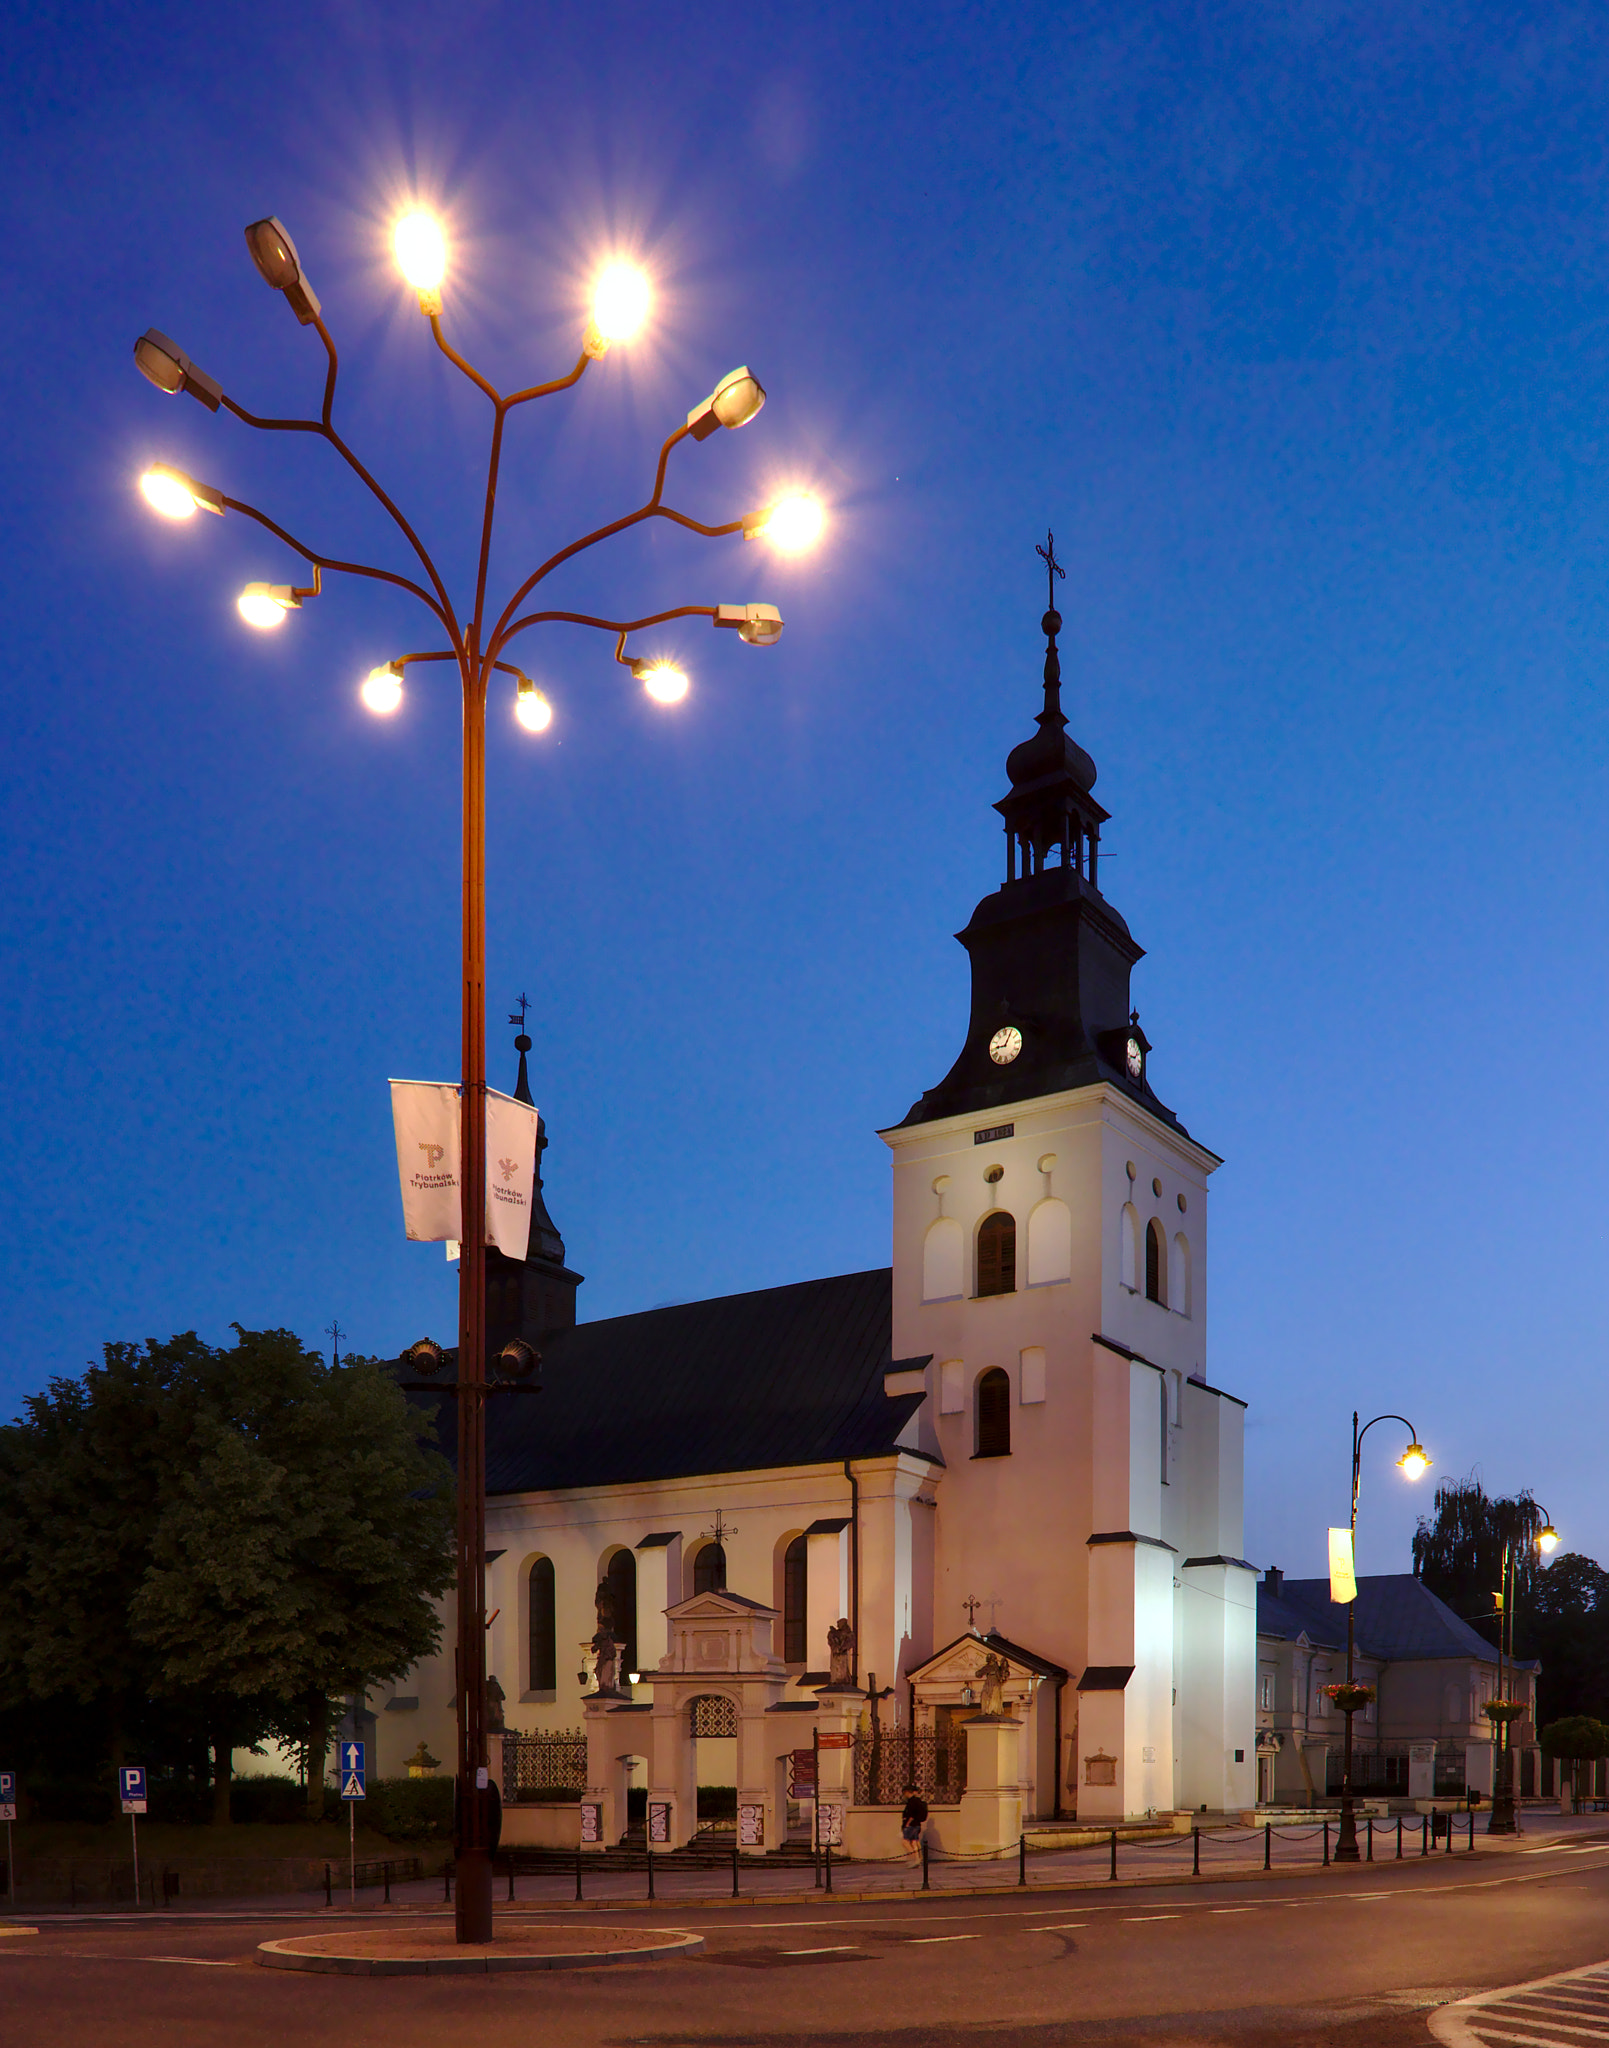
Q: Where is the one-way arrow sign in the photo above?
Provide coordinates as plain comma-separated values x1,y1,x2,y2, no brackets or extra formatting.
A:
339,1740,366,1801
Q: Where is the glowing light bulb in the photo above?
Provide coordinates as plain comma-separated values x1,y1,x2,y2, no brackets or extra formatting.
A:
760,492,826,555
1538,1524,1560,1554
362,664,404,715
393,212,447,292
140,466,199,519
640,661,688,705
591,262,650,344
237,584,293,629
1398,1444,1429,1482
514,680,552,732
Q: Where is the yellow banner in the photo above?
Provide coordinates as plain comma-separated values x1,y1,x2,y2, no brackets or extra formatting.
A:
1329,1526,1357,1604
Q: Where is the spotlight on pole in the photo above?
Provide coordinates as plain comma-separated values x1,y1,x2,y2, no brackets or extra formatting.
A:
132,330,223,411
244,217,323,325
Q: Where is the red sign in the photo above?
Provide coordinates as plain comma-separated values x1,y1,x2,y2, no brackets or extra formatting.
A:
817,1732,854,1750
788,1749,816,1796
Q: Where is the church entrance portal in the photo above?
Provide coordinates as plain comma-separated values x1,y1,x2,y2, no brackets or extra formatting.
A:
690,1693,738,1832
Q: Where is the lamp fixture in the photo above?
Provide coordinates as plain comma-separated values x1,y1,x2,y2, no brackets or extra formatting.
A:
139,463,225,520
687,365,766,440
513,675,552,732
236,582,300,629
133,329,222,411
714,601,783,646
583,260,650,357
393,211,447,315
1397,1443,1430,1482
361,662,404,715
1538,1522,1560,1555
243,216,323,325
742,492,826,553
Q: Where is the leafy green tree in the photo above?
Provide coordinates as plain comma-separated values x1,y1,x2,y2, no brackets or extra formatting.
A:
129,1330,453,1821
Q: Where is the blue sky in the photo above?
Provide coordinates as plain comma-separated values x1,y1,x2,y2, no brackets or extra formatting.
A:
2,1,1605,1584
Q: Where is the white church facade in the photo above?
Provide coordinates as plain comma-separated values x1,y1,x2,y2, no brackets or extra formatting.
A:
363,592,1256,1839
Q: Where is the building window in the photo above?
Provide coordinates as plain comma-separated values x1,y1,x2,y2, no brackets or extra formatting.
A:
528,1555,556,1692
1259,1671,1275,1712
976,1367,1011,1457
977,1212,1016,1297
693,1541,727,1594
605,1547,637,1680
1144,1217,1166,1303
783,1534,807,1663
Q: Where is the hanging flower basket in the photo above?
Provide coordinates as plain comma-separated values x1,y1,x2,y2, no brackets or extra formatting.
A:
1322,1682,1376,1715
1482,1700,1527,1727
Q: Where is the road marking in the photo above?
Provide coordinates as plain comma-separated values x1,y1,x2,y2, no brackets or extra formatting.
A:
1124,1914,1180,1921
138,1956,236,1967
907,1934,982,1944
1430,1960,1609,2048
780,1945,859,1955
1212,1907,1256,1914
1035,1923,1087,1931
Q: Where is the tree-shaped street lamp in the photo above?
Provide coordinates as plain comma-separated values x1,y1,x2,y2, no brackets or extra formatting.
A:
1330,1412,1430,1863
131,208,825,1942
1484,1502,1559,1835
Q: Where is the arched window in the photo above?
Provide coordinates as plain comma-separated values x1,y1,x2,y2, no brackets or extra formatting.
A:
977,1212,1016,1297
528,1555,556,1692
1170,1232,1191,1317
1027,1198,1072,1286
976,1367,1011,1457
783,1534,807,1663
1121,1203,1140,1289
1145,1218,1166,1304
923,1216,963,1301
693,1541,727,1594
605,1547,637,1680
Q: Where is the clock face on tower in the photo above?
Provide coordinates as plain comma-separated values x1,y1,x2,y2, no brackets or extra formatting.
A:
988,1025,1023,1065
1125,1036,1144,1078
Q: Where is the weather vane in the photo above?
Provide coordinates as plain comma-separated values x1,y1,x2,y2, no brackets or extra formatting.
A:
508,993,531,1036
1036,529,1066,614
701,1508,738,1548
326,1318,345,1369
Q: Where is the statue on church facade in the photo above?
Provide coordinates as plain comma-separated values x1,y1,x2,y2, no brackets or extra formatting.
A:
826,1617,856,1687
977,1650,1010,1716
590,1580,623,1694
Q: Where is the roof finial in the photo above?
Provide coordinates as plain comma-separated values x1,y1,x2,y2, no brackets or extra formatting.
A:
1035,529,1067,715
509,993,534,1106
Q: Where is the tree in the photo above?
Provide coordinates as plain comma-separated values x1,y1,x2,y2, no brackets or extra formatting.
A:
129,1329,454,1820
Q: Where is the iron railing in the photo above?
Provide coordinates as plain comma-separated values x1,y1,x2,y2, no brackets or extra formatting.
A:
503,1729,587,1802
853,1726,968,1805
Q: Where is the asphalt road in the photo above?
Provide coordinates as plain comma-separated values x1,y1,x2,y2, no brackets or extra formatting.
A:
7,1836,1609,2047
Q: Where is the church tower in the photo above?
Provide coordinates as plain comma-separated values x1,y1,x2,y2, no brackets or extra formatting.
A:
484,1014,585,1355
880,545,1254,1820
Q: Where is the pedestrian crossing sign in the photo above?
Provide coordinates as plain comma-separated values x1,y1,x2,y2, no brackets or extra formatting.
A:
339,1740,366,1801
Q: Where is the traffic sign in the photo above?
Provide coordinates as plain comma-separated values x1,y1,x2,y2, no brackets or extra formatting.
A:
119,1765,147,1815
339,1740,366,1801
788,1748,816,1797
817,1731,853,1750
0,1770,15,1823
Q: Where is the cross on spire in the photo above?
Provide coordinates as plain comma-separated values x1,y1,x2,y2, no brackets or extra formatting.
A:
1036,529,1066,614
962,1594,982,1629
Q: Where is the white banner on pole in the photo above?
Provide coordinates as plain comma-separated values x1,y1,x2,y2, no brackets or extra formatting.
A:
1328,1526,1357,1606
390,1080,461,1242
484,1087,538,1261
390,1080,539,1257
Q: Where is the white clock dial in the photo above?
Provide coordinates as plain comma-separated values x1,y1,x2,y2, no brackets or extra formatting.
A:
988,1025,1023,1065
1125,1036,1143,1078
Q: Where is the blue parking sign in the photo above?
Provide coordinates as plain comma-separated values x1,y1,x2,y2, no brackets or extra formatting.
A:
339,1740,366,1801
119,1765,147,1814
0,1771,15,1821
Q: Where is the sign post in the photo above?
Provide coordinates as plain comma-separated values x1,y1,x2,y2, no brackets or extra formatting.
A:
339,1741,366,1907
0,1772,15,1907
119,1767,147,1906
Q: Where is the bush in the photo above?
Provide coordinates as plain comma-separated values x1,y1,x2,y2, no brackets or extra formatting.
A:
21,1776,114,1825
364,1775,454,1842
229,1776,311,1825
1541,1716,1609,1759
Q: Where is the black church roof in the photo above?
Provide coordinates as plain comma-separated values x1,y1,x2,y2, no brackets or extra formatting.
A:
1258,1573,1532,1669
409,1268,933,1496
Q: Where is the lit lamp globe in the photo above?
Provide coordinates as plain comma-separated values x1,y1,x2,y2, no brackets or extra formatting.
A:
753,492,825,555
140,464,218,520
514,680,552,732
237,583,295,629
591,262,650,345
361,664,404,715
1398,1443,1430,1482
1538,1523,1560,1555
394,212,446,311
640,661,688,705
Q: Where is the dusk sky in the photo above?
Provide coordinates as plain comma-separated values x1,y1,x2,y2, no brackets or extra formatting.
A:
2,1,1605,1585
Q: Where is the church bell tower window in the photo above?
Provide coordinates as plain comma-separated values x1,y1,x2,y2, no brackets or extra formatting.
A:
977,1211,1017,1297
1144,1217,1166,1304
528,1555,556,1692
975,1368,1012,1457
783,1534,807,1662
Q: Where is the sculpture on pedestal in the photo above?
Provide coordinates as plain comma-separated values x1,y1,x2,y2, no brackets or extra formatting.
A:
977,1650,1009,1716
591,1579,623,1695
827,1616,856,1687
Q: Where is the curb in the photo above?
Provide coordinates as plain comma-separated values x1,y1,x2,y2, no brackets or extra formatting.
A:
256,1928,705,1976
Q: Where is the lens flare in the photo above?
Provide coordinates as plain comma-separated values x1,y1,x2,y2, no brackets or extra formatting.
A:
514,683,552,733
640,661,688,705
591,261,650,344
761,492,826,554
1538,1524,1560,1554
140,467,198,519
393,212,447,292
362,665,404,715
1398,1444,1429,1482
237,586,291,630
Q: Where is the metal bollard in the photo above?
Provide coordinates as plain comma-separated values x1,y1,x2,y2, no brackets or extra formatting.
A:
1445,1814,1453,1856
1323,1820,1330,1867
383,1861,391,1904
1192,1827,1200,1877
1367,1817,1373,1863
325,1862,332,1908
575,1850,583,1900
1421,1815,1428,1856
1110,1829,1118,1881
732,1845,740,1899
825,1842,833,1894
1019,1834,1027,1887
506,1859,514,1903
444,1862,453,1903
1467,1810,1475,1852
921,1834,930,1892
1264,1822,1271,1871
1396,1816,1403,1861
647,1846,655,1901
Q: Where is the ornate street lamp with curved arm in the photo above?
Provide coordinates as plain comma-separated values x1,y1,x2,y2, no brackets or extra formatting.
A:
1331,1411,1430,1862
131,209,826,1943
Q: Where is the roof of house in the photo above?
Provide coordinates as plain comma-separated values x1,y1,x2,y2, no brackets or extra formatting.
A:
405,1267,934,1496
1258,1573,1529,1668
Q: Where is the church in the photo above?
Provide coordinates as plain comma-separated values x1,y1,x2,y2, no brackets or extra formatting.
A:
365,587,1256,1844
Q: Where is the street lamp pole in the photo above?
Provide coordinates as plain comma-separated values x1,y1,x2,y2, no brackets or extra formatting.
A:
1486,1502,1558,1836
131,211,822,1944
1334,1411,1428,1864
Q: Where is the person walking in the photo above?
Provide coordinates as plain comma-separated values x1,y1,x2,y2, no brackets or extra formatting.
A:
901,1789,929,1862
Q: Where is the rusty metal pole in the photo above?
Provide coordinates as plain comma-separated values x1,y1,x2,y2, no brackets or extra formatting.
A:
454,650,492,1945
